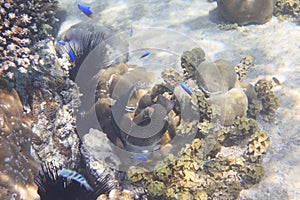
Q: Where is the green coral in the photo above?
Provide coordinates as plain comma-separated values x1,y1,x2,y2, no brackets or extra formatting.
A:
235,55,254,81
161,68,183,89
176,119,198,136
146,180,166,196
241,163,265,188
181,47,206,79
274,0,300,18
126,166,148,183
255,79,279,122
245,130,270,163
153,164,172,181
221,117,259,146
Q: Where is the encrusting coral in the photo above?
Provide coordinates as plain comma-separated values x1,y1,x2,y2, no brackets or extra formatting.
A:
0,79,40,200
0,0,58,79
274,0,300,18
123,47,277,199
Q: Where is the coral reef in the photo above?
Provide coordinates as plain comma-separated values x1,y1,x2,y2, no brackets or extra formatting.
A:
0,80,39,200
28,41,81,169
122,47,277,199
0,0,280,197
217,0,275,25
254,79,279,122
0,0,58,79
55,22,128,80
235,55,254,81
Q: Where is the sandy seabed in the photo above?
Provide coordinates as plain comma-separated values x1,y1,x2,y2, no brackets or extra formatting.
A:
58,1,300,199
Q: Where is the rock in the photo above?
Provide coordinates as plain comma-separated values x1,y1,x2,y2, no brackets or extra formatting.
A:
0,81,39,200
195,60,236,93
217,0,275,25
211,88,248,126
214,59,237,91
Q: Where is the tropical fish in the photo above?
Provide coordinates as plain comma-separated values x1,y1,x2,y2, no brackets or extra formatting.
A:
272,77,282,86
77,3,93,17
140,51,151,59
130,155,148,162
68,50,75,63
130,26,133,37
180,82,192,96
58,169,94,192
58,40,66,45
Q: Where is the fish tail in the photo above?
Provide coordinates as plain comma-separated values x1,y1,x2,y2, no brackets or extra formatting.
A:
85,183,94,192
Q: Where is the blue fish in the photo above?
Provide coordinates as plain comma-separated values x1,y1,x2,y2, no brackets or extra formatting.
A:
130,155,148,162
77,3,92,17
58,40,66,45
180,82,192,96
140,51,151,59
130,26,133,37
68,50,75,63
58,169,94,191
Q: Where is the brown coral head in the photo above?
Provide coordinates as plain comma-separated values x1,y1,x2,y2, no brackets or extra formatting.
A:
217,0,275,25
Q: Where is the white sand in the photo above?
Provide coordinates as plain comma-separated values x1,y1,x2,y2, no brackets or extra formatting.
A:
58,1,300,199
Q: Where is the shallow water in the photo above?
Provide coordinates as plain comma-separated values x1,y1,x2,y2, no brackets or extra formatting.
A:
2,0,300,199
57,1,300,199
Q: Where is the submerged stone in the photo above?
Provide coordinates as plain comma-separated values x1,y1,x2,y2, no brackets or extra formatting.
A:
195,60,236,93
211,88,248,126
217,0,275,25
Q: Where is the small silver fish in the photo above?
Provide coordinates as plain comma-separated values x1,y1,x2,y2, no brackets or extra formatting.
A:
58,169,94,191
272,77,282,86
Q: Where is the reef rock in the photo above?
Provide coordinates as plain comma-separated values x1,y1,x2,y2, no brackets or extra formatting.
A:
217,0,275,25
0,80,39,200
211,88,248,126
195,60,237,93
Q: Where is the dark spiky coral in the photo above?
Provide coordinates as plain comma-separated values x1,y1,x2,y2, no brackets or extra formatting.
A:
55,22,128,80
34,162,95,200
